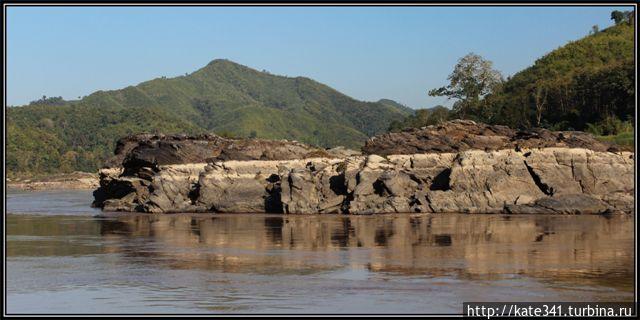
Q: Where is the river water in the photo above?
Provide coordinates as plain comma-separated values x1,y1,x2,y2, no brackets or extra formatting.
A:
5,189,635,314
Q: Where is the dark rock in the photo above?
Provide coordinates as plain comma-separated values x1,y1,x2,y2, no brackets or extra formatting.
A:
505,194,611,214
104,133,334,176
362,120,618,155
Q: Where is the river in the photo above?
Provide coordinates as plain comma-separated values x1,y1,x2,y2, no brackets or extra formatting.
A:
5,189,635,314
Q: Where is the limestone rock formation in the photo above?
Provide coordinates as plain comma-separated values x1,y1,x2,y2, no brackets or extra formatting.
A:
94,121,634,215
94,148,634,215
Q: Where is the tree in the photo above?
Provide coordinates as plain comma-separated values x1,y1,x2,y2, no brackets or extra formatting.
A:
590,25,599,35
485,20,633,130
428,53,503,119
532,81,549,126
611,11,625,24
611,10,632,25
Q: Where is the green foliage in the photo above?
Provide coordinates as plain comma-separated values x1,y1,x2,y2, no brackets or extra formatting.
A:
485,22,634,130
377,99,415,114
7,59,411,176
7,103,203,175
29,95,67,106
389,106,451,132
585,114,634,136
428,53,503,119
611,10,633,25
396,20,634,140
595,131,635,148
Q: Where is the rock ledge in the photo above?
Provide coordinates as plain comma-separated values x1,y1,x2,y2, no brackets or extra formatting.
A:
93,121,634,215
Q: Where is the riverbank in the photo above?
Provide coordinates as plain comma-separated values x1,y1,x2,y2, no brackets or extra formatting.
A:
6,171,99,191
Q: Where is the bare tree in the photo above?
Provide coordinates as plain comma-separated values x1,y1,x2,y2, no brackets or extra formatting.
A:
533,82,548,126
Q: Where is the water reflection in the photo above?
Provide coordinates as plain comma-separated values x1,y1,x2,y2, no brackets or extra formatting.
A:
7,189,635,313
84,213,633,290
7,212,635,313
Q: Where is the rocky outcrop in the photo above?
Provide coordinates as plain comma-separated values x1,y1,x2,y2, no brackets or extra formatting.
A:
94,121,634,215
363,119,625,155
94,133,358,210
95,149,634,215
102,133,350,174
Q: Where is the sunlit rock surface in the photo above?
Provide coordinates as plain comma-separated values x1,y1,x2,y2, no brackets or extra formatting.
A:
94,121,634,214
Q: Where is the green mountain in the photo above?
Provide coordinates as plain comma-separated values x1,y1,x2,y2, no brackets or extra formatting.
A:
7,59,412,176
488,22,634,130
388,105,450,132
390,21,634,140
376,99,415,114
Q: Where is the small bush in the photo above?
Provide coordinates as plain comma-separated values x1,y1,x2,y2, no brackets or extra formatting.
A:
586,115,633,136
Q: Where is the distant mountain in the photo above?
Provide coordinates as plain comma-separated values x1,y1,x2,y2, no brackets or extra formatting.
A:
6,59,411,175
388,105,450,132
376,99,415,114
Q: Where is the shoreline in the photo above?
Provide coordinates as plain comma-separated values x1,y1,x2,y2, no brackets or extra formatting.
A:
6,171,99,191
93,210,630,218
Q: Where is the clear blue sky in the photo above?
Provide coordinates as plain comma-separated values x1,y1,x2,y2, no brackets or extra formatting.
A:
6,5,633,108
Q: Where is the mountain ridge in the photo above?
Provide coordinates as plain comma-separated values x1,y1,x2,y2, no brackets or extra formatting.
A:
7,59,412,175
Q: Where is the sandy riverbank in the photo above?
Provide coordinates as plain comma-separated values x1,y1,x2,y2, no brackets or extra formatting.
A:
7,171,99,191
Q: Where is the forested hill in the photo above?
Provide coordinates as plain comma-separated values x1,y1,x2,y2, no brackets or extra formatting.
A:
389,21,634,141
6,59,412,176
488,22,634,130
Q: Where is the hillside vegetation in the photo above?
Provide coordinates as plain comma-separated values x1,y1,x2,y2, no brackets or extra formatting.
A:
392,20,634,142
7,60,411,176
488,22,634,131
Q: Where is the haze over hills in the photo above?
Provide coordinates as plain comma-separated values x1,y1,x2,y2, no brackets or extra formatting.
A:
6,59,412,175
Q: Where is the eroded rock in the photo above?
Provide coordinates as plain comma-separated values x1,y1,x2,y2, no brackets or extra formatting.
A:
95,148,634,215
505,194,611,214
362,119,622,156
94,121,634,215
103,133,336,173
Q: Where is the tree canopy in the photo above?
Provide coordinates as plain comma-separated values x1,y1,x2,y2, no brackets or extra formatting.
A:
428,53,503,119
393,16,634,144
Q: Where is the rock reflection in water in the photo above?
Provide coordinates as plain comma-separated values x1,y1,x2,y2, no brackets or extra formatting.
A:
97,213,633,291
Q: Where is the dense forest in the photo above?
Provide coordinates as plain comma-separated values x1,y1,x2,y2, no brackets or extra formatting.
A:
391,12,635,146
6,60,411,176
488,18,634,132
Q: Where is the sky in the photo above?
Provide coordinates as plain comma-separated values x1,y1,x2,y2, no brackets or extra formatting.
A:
6,5,633,109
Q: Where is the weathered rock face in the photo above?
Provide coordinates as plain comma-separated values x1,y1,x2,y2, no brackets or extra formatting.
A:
94,148,634,215
362,119,625,155
279,158,353,214
94,133,359,209
102,133,345,174
94,121,633,215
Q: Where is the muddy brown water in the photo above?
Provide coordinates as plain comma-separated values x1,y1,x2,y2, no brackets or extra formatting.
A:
5,190,635,314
